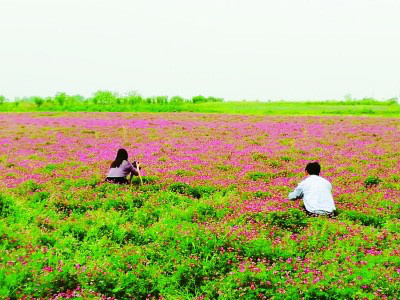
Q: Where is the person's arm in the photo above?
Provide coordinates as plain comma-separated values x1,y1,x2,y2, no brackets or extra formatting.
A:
124,161,138,184
288,182,304,200
131,166,139,176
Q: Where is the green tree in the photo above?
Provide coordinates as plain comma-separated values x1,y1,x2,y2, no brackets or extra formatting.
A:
207,96,224,102
54,92,68,106
156,96,168,104
386,97,398,105
33,96,44,108
170,95,185,103
69,95,84,105
344,94,353,101
0,95,6,104
125,91,143,105
145,97,155,104
91,90,118,105
192,95,207,103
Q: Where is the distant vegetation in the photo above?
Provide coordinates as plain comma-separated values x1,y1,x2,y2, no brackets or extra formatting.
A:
0,91,399,116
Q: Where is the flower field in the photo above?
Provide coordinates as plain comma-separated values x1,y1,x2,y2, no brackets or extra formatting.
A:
1,112,400,299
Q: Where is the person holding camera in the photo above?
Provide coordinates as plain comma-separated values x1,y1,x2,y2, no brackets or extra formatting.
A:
106,148,140,184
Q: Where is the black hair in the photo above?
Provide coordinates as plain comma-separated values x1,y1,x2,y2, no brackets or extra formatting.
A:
305,162,321,176
111,148,128,168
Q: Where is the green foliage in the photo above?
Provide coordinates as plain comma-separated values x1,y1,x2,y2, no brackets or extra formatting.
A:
91,90,118,105
0,193,15,217
252,152,268,161
168,182,217,199
242,238,292,261
32,96,45,107
216,164,232,171
1,94,399,115
364,176,381,187
31,191,50,203
247,171,273,182
17,179,43,193
175,169,194,177
131,175,159,185
192,95,207,103
0,95,6,104
170,95,185,103
341,210,384,228
125,91,143,105
168,182,191,194
254,191,272,198
54,92,67,106
40,163,62,174
156,96,168,104
269,160,281,168
267,209,308,233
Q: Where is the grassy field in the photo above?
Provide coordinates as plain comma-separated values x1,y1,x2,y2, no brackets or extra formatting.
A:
1,95,399,116
1,112,400,299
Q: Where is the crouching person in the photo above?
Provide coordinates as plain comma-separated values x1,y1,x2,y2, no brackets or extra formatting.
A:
106,148,139,184
288,162,337,217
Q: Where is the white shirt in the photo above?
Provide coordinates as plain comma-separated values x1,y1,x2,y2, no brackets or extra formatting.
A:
107,160,136,178
288,175,336,214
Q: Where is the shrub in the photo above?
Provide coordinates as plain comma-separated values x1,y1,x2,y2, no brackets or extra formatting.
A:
175,169,194,177
125,91,143,105
168,182,191,194
131,175,159,185
72,177,101,188
40,163,62,174
170,95,185,103
0,193,15,217
54,92,68,106
194,204,217,222
247,171,273,182
32,96,44,108
18,180,42,193
207,96,224,102
254,191,272,198
342,210,384,228
243,239,274,260
168,182,216,199
38,234,56,247
31,191,50,203
91,90,118,105
267,209,308,233
187,185,216,199
156,96,168,104
125,193,148,209
364,176,381,187
192,95,207,103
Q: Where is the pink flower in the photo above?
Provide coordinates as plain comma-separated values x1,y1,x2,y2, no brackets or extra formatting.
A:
312,277,320,284
42,266,54,272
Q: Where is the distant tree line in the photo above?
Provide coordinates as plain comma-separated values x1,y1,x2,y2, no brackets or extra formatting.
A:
0,91,224,108
0,91,398,112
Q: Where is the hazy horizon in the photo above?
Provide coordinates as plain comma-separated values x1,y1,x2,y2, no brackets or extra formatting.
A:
1,0,399,101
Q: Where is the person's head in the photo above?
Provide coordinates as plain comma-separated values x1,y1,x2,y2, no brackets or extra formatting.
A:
111,148,128,168
305,162,321,176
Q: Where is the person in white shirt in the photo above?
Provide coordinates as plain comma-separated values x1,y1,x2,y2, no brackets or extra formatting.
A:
288,162,336,216
106,148,139,184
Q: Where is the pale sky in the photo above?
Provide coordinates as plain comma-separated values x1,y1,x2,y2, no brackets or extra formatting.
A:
1,0,399,101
